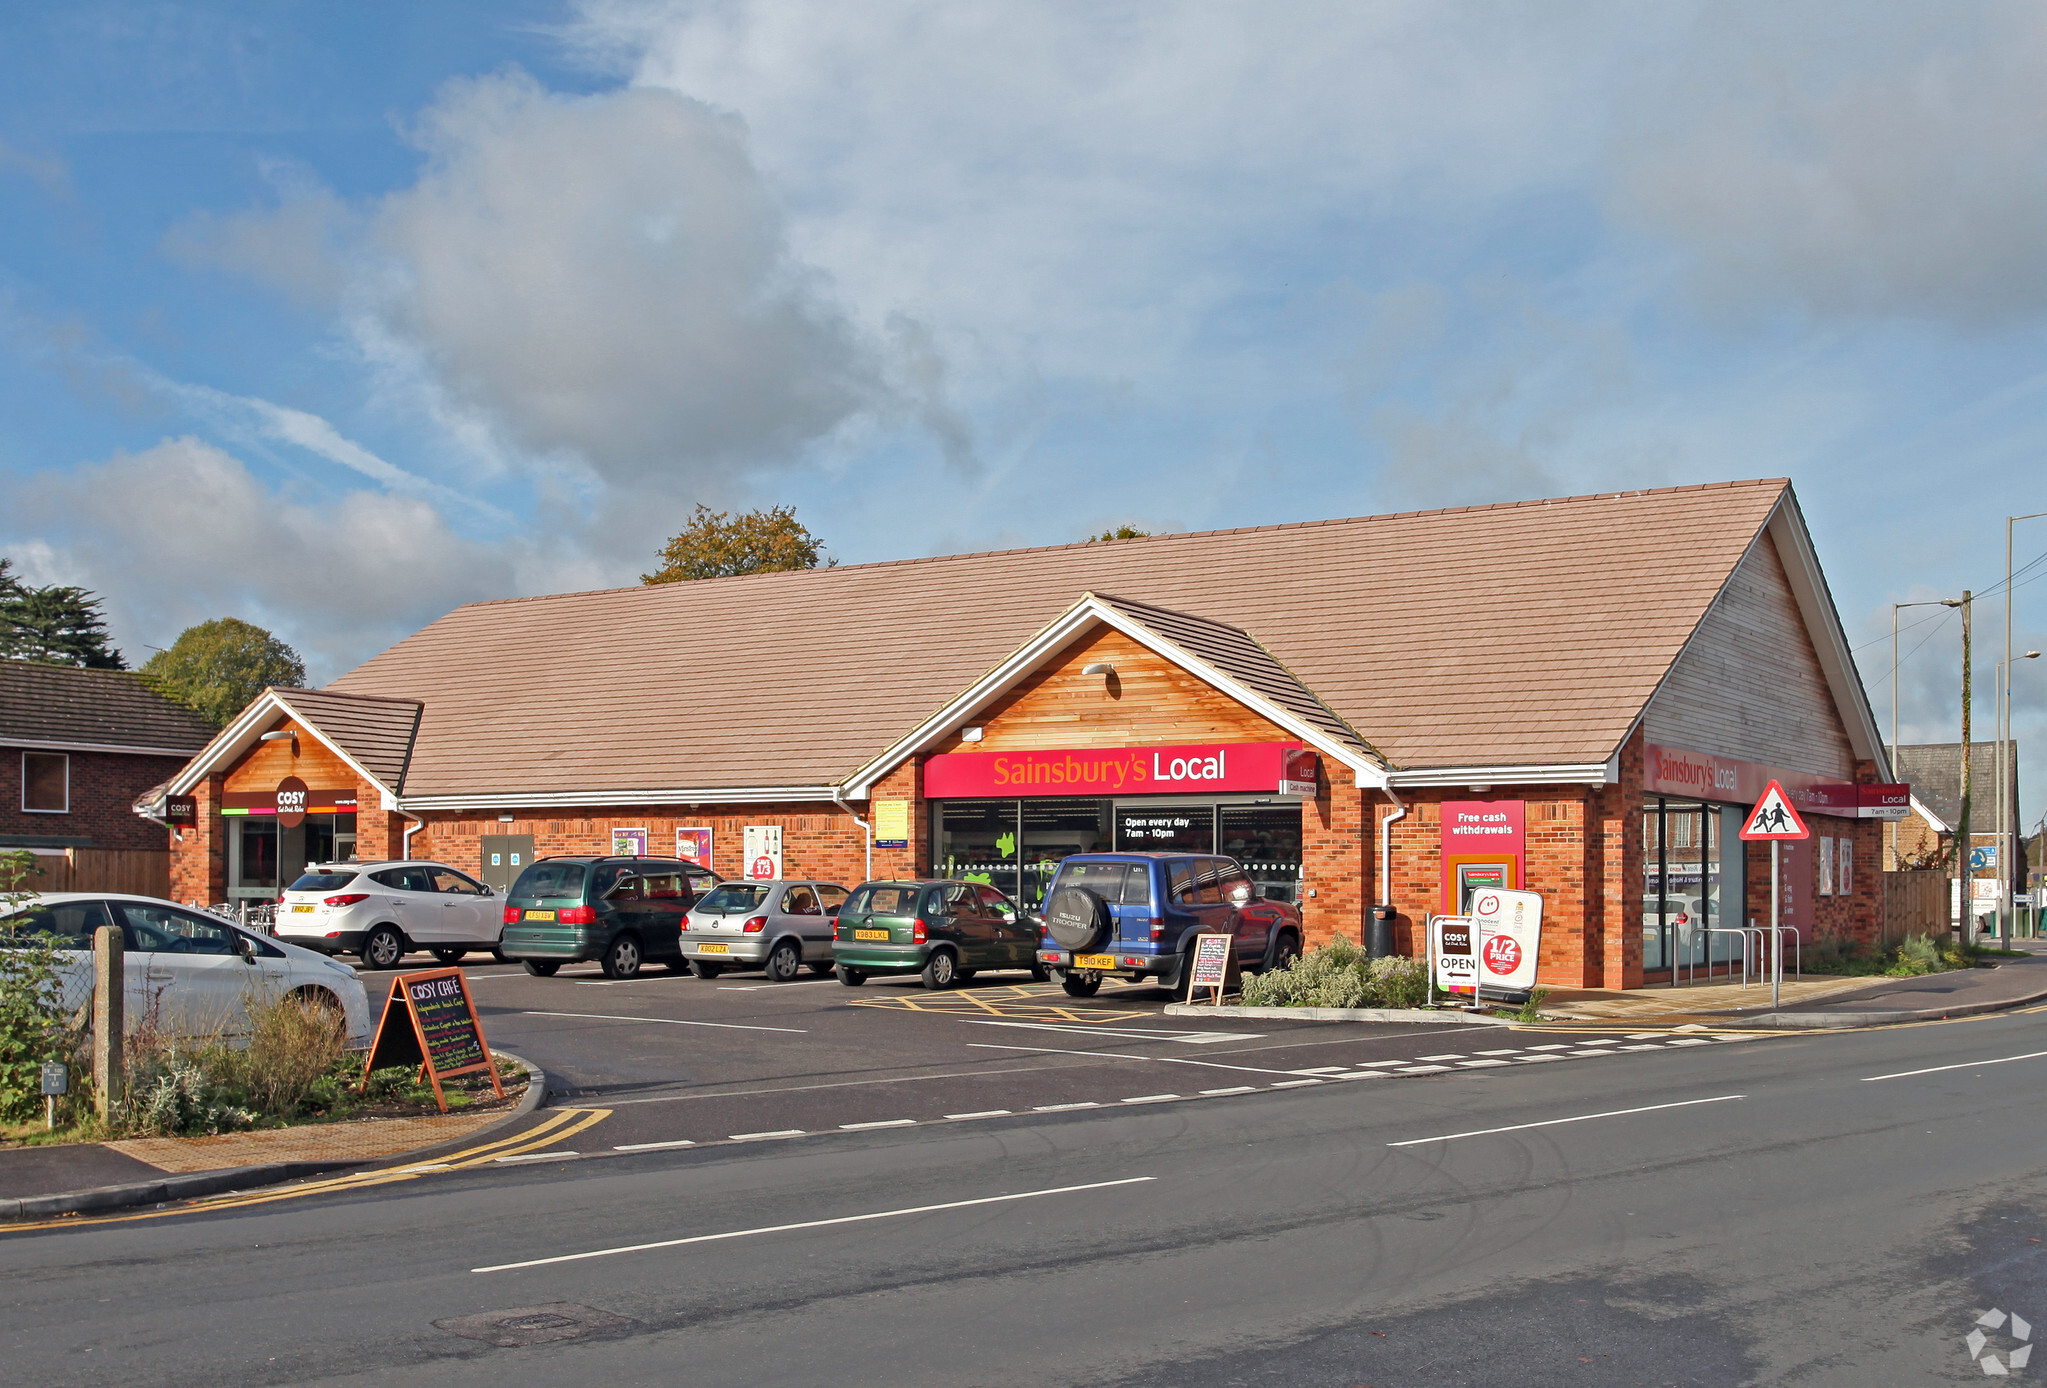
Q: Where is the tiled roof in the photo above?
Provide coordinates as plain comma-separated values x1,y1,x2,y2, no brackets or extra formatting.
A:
274,689,423,792
1891,742,2021,833
328,480,1794,798
1091,593,1379,762
0,660,215,753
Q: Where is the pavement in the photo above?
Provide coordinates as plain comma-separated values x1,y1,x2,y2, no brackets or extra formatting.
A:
11,974,2047,1384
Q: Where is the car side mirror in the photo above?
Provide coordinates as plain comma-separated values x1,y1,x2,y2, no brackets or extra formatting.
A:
234,933,258,964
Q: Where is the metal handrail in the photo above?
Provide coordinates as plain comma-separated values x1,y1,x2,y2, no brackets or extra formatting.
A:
1698,927,1758,985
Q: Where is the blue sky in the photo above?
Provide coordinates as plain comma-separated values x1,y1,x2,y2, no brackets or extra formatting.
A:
3,2,2045,824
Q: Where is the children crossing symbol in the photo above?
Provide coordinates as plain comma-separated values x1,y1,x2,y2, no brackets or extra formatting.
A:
1738,780,1810,841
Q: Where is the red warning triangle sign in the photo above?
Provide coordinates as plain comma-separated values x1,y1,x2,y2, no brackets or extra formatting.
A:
1739,780,1811,841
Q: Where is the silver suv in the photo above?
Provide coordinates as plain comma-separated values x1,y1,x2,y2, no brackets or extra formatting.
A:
680,879,850,982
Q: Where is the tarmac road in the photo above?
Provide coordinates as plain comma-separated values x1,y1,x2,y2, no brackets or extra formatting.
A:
10,971,2047,1385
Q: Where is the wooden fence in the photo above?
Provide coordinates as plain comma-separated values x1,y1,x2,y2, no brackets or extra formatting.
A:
18,848,170,898
1882,870,1948,945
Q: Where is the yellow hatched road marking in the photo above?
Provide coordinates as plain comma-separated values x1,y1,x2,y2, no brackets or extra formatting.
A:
3,1108,612,1233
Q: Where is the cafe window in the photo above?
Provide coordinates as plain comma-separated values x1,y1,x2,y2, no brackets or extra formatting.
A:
22,751,68,813
229,818,279,899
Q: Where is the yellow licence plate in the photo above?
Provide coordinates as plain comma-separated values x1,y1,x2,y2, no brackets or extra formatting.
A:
291,904,316,913
698,943,729,954
524,909,556,921
853,929,891,941
1074,953,1117,970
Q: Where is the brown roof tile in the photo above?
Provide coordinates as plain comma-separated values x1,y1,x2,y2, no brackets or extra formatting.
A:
0,660,215,753
329,480,1792,797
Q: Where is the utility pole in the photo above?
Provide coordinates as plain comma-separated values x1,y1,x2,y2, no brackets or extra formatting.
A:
1959,590,1973,940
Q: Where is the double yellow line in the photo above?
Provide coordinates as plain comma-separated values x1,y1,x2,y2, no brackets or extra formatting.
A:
5,1107,612,1233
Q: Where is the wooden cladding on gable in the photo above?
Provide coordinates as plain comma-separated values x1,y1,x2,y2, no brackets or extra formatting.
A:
221,719,362,793
930,626,1288,755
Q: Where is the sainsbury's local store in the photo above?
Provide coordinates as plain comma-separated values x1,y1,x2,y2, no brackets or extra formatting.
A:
147,480,1906,991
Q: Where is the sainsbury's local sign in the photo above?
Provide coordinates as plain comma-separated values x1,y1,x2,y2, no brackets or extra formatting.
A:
924,742,1319,799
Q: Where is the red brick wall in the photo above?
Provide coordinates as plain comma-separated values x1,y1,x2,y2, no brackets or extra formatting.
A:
2,745,181,852
1299,771,1365,948
168,773,227,906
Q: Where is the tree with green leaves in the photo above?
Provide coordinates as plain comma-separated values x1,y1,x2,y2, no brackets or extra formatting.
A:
0,558,124,668
642,504,834,584
1089,525,1151,542
141,618,307,727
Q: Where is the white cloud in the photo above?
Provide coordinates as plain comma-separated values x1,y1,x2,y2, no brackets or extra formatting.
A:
1,438,549,680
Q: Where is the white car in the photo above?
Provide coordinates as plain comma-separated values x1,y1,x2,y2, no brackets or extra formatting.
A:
4,893,371,1047
277,860,504,969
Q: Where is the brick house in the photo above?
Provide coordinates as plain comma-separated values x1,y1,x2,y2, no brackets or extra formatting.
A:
1887,741,2025,931
156,479,1899,989
1,659,215,892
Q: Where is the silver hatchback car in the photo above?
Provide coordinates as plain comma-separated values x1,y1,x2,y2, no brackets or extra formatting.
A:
681,879,849,982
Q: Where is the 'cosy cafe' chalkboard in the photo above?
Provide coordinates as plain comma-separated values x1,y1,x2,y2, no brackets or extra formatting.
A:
361,968,504,1112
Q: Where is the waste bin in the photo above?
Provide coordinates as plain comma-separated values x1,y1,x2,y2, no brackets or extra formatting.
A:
1367,905,1396,959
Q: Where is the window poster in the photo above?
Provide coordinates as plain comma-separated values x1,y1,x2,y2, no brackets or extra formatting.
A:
612,826,649,858
873,800,910,849
676,827,713,869
1817,836,1835,896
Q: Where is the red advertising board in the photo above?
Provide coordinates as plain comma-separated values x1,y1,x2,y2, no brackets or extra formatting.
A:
923,742,1309,798
1644,743,1907,820
1440,800,1526,914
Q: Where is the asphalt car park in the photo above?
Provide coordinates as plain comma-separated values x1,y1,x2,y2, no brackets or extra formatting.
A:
340,955,1765,1157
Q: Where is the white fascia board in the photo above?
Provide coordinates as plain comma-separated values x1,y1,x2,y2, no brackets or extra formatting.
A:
840,596,1387,796
1388,761,1615,788
165,690,397,803
6,738,211,758
397,785,845,812
1910,793,1952,834
1765,496,1891,773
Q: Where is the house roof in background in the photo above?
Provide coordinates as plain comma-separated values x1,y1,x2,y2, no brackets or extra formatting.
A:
0,660,214,754
1892,742,2022,833
319,480,1824,800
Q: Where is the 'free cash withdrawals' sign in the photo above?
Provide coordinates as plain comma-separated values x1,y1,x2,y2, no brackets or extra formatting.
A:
361,968,503,1112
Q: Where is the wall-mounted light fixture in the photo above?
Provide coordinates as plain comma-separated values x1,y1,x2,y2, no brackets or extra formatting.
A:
1081,662,1116,677
961,726,984,742
260,730,295,742
498,813,516,823
1467,784,1492,793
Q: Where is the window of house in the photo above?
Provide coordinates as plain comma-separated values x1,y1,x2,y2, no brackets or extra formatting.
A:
22,752,68,813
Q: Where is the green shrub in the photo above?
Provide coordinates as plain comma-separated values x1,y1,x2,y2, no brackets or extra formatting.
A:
1238,940,1429,1009
1887,934,1945,977
0,850,82,1124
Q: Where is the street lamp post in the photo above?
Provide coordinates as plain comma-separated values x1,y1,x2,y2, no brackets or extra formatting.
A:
1893,599,1957,871
1995,649,2042,943
2002,511,2047,943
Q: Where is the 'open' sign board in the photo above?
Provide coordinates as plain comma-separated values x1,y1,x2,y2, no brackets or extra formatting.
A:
361,968,504,1112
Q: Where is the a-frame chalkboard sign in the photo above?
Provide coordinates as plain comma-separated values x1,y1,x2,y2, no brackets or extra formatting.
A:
360,968,504,1112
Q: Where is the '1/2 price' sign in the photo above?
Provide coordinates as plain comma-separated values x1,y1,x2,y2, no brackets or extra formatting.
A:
361,967,503,1112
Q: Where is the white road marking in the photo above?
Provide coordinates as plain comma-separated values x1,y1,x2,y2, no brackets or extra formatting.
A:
1455,1059,1512,1068
1359,1059,1412,1067
1387,1094,1747,1147
472,1176,1160,1273
614,1140,697,1152
961,1020,1263,1045
731,1129,807,1141
1862,1049,2047,1082
1415,1054,1466,1061
1526,1044,1573,1051
401,1164,451,1172
1121,1094,1181,1103
1475,1049,1522,1056
524,1010,807,1034
1298,1066,1352,1074
716,979,844,991
496,1151,581,1163
1398,1065,1452,1074
1270,1079,1323,1088
841,1119,917,1130
1200,1086,1256,1096
1034,1102,1100,1111
945,1110,1013,1120
966,1042,1308,1077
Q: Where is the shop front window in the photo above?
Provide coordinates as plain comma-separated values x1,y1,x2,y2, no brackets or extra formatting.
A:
1115,805,1214,856
1021,798,1112,906
1219,805,1303,902
230,818,279,899
1642,799,1745,977
936,800,1020,902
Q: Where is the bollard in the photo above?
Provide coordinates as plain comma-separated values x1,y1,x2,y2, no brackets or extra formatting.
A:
93,924,123,1118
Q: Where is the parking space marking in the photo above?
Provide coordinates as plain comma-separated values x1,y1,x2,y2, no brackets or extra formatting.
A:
717,979,845,991
524,1010,808,1034
472,1176,1160,1273
963,1020,1265,1045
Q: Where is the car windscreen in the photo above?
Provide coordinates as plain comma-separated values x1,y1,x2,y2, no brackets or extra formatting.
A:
511,862,588,900
845,884,922,916
1,899,113,948
696,883,770,914
289,872,358,893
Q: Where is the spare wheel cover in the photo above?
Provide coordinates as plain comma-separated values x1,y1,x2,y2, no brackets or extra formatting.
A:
1043,886,1111,951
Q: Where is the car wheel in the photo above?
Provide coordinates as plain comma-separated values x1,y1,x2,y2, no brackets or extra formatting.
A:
1266,931,1301,975
921,950,958,990
602,934,643,980
1061,971,1102,998
689,959,724,979
766,939,802,983
807,961,835,976
430,947,467,965
288,987,345,1035
838,965,867,986
523,960,560,977
1029,963,1051,983
361,926,405,970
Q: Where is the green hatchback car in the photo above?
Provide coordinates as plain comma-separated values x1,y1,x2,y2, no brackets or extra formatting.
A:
833,879,1047,989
